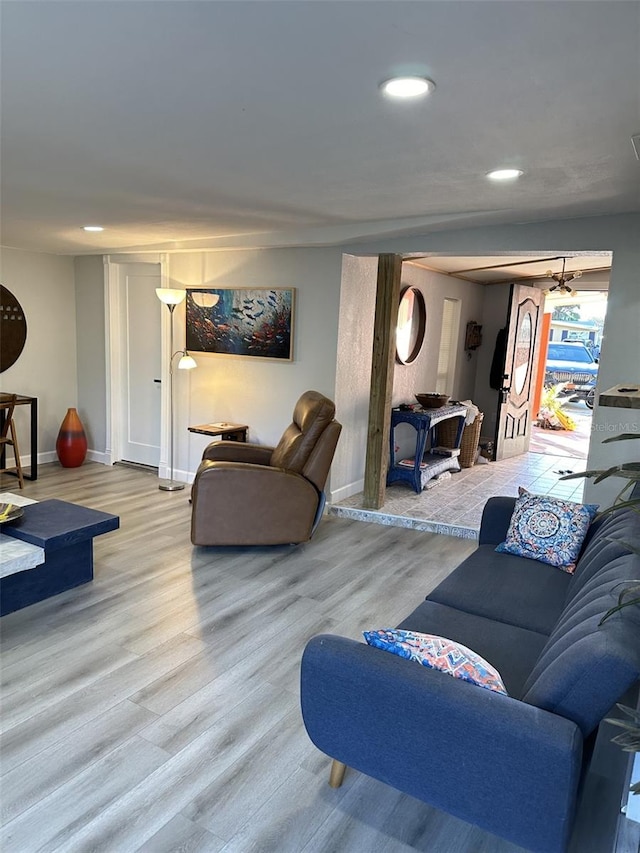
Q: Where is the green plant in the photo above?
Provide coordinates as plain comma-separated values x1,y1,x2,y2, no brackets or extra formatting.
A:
604,703,640,795
561,433,640,625
566,433,640,794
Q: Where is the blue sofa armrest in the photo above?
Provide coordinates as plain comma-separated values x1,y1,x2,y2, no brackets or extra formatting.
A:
478,496,517,546
301,635,583,853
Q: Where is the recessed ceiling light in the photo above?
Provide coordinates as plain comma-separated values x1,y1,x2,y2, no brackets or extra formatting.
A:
486,169,524,181
380,76,435,99
82,225,104,232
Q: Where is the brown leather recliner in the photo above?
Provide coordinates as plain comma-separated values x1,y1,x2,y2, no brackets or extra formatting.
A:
191,390,342,546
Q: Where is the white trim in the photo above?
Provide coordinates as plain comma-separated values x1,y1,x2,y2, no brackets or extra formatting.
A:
86,450,112,465
19,450,112,469
329,478,364,503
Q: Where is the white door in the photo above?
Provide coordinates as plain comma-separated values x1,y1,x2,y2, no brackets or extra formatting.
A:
117,263,162,466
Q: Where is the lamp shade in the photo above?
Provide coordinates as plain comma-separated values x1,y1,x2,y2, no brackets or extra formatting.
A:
191,292,220,309
178,353,197,370
156,288,186,306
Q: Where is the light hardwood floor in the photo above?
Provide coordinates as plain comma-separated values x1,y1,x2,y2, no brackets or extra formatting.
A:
0,463,635,853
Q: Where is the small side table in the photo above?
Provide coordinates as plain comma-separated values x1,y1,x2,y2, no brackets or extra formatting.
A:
387,405,467,493
188,422,248,442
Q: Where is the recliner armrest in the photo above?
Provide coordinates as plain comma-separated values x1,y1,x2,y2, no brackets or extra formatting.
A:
301,634,582,853
201,441,274,465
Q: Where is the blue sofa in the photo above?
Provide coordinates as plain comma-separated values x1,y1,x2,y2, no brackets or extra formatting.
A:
300,497,640,853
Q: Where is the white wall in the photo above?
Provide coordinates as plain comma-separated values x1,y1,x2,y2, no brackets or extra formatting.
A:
0,247,77,464
74,255,107,455
15,211,635,510
395,263,484,406
332,255,485,500
167,247,344,482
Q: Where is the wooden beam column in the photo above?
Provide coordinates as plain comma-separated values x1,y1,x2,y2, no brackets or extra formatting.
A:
363,254,402,509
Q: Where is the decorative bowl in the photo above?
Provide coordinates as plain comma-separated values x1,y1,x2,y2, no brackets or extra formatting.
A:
0,503,24,525
415,393,451,409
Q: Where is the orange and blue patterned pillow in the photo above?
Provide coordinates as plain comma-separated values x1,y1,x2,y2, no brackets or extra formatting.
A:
495,487,598,573
363,628,508,694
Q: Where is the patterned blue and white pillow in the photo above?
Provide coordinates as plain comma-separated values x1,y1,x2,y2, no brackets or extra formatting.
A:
496,487,598,573
363,628,508,694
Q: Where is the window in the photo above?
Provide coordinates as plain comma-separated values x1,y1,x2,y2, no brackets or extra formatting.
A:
436,298,461,394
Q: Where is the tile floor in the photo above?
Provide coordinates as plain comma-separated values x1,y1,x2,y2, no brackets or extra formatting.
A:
330,400,592,539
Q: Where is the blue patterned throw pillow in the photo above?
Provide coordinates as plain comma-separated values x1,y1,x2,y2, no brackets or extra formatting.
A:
495,487,598,573
363,628,508,694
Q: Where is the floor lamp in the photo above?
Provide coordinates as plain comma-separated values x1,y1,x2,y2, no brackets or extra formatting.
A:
156,288,197,491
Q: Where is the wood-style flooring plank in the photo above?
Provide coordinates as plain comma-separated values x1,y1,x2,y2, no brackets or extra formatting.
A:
1,736,170,853
136,814,225,853
0,462,624,853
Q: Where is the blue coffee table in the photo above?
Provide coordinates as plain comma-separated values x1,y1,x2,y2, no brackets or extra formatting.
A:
0,499,119,615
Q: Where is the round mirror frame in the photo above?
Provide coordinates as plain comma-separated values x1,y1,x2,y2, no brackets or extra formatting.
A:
396,286,427,365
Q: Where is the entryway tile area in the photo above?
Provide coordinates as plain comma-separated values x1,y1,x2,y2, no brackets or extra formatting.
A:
330,452,587,539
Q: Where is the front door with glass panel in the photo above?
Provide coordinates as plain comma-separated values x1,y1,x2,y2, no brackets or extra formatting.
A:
495,283,544,460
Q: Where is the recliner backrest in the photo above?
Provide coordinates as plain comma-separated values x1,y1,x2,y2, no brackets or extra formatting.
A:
270,391,337,479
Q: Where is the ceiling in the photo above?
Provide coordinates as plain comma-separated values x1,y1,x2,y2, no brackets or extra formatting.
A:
1,1,639,256
409,253,613,287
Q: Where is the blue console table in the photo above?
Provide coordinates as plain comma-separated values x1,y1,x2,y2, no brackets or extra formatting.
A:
0,499,119,615
387,405,467,493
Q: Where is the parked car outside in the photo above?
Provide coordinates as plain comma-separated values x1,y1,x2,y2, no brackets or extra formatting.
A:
544,341,599,408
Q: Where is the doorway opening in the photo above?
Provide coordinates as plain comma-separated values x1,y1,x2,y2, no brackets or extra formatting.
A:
531,290,608,462
331,251,612,537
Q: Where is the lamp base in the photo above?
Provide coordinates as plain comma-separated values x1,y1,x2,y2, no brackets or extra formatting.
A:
158,480,186,492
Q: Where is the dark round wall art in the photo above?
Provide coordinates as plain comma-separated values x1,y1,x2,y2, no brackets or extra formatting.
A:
0,285,28,372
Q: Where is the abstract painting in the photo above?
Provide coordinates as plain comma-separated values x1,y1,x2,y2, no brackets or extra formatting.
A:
185,288,294,360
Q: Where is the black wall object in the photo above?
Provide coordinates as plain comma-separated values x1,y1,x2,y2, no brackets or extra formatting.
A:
0,285,27,372
490,327,507,390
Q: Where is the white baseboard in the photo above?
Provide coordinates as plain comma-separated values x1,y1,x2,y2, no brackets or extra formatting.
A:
16,449,114,469
86,450,111,465
329,478,364,503
158,465,196,485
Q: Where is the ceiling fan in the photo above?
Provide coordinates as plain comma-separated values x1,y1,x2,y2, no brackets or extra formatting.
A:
544,257,582,295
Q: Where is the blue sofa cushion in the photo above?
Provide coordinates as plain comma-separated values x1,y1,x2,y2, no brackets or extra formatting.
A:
569,505,640,597
523,552,640,735
496,489,598,572
426,545,571,635
397,599,548,698
363,628,508,694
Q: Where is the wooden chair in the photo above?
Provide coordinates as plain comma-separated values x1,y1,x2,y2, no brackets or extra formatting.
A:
0,394,25,488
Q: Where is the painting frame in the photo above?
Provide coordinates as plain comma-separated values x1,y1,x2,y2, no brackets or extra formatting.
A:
185,287,295,361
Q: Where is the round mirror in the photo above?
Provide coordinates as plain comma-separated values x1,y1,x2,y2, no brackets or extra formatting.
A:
396,287,426,364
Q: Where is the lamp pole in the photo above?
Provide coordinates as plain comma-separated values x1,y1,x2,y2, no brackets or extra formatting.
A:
155,288,196,492
161,302,182,491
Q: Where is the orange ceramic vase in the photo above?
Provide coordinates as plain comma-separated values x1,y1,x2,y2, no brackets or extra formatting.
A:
56,407,88,467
